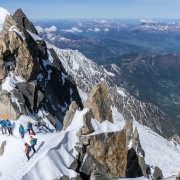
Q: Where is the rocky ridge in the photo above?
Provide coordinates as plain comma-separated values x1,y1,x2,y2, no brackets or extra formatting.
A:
48,44,177,138
63,82,147,180
0,9,83,126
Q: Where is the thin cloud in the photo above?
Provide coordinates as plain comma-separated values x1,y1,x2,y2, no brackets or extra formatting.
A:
62,27,83,33
44,26,57,32
87,28,101,32
35,26,44,33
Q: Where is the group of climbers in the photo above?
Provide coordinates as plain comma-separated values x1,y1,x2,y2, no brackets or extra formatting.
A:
1,118,41,162
0,120,13,135
19,120,36,139
24,136,37,161
19,120,37,161
0,119,38,161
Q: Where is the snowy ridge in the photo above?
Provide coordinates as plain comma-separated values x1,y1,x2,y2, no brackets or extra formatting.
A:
42,32,71,43
47,43,176,137
134,21,180,34
47,42,115,93
1,109,180,179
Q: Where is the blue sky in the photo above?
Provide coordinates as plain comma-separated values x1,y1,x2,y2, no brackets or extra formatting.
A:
1,0,180,19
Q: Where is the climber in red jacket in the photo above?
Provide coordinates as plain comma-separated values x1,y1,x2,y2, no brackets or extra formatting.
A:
24,142,30,161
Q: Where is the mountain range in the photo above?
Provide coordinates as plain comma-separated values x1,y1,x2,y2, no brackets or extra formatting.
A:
0,7,180,180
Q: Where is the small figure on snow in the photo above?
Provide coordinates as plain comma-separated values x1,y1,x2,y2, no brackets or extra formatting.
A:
6,120,13,135
19,124,25,138
24,142,31,161
30,136,37,154
27,120,36,135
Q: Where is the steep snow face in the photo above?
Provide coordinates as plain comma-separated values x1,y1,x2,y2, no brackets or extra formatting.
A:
0,109,180,179
0,7,10,31
0,108,122,180
47,42,115,93
135,120,180,178
1,72,25,92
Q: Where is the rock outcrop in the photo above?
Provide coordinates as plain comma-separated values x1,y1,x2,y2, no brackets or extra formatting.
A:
126,127,146,178
63,101,78,130
78,109,94,136
0,90,20,120
75,122,147,179
73,93,147,179
0,141,6,156
84,82,113,123
151,166,164,180
1,14,41,81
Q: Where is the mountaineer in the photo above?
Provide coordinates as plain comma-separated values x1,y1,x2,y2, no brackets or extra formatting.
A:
30,136,37,154
19,124,25,138
27,120,36,135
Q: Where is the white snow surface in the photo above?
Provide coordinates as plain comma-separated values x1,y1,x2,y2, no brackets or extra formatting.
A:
117,89,127,97
46,42,114,93
2,72,25,92
0,7,10,31
9,26,25,40
0,109,88,180
27,30,42,41
0,106,180,179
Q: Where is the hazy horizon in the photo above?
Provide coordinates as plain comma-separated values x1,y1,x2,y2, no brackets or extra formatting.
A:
1,0,180,19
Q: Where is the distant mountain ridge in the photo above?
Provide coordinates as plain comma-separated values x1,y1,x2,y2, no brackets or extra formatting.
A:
104,53,180,132
48,43,178,138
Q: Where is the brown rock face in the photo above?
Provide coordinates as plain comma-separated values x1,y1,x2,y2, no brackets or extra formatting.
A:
77,109,95,136
0,141,6,156
63,101,78,130
84,82,113,123
0,43,6,81
126,127,146,178
0,14,40,82
86,131,128,177
0,90,20,120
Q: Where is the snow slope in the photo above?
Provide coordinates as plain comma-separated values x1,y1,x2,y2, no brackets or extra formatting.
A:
0,7,10,31
0,109,88,180
0,106,180,179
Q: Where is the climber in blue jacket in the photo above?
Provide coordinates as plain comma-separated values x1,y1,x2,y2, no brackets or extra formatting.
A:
19,124,25,138
27,120,36,135
0,120,7,135
6,120,13,135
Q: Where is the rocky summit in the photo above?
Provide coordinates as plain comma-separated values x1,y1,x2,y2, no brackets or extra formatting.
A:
0,9,83,123
0,7,180,180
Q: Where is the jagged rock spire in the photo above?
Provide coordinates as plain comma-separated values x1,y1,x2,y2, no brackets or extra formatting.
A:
12,8,38,35
84,81,113,123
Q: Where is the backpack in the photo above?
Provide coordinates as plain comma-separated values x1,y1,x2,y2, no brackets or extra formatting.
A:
28,145,31,152
33,138,37,145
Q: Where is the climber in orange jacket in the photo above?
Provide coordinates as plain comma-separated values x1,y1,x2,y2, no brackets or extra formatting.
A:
24,142,30,161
